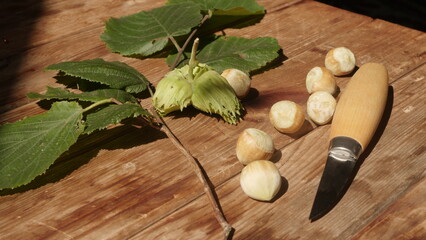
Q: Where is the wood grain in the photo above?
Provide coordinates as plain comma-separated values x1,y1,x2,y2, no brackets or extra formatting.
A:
0,0,425,239
0,0,166,57
130,63,426,240
353,177,426,240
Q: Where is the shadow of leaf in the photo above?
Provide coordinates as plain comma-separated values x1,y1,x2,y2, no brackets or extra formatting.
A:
250,48,288,77
199,11,265,35
54,74,109,92
0,0,43,118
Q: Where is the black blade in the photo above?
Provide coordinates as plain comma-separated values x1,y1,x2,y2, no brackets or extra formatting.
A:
309,154,357,221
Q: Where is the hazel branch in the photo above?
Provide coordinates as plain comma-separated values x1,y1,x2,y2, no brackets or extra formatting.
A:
169,14,211,71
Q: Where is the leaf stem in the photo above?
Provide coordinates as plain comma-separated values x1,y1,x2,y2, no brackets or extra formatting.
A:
168,35,182,52
82,98,120,113
169,14,211,71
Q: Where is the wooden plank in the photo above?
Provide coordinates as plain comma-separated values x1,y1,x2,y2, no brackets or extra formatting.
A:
0,126,204,240
0,0,167,57
131,63,426,239
315,19,426,81
0,10,378,236
0,1,424,240
352,178,426,240
222,0,372,58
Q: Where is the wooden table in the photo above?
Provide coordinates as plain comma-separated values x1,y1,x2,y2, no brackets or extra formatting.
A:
1,0,425,239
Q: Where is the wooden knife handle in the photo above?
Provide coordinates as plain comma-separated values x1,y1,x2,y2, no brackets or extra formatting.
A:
329,62,389,152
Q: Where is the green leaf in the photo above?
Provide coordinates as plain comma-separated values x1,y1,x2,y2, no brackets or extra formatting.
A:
167,0,264,13
167,0,265,33
0,102,84,189
45,58,148,93
28,87,138,104
100,3,202,57
167,36,281,73
84,103,151,134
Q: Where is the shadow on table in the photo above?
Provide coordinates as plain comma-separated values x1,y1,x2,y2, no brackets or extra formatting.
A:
316,0,426,32
0,1,44,121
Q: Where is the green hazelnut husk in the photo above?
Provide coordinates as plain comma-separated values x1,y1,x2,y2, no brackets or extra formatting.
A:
152,67,192,116
191,69,243,124
153,63,244,124
152,38,244,124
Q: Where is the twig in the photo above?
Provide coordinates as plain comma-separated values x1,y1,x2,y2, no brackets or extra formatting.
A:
169,14,211,71
150,106,233,239
147,86,232,238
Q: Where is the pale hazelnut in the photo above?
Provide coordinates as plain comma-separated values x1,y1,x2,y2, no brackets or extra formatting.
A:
325,47,356,76
307,91,336,125
269,100,305,134
236,128,275,165
306,66,337,95
221,69,251,99
240,160,282,201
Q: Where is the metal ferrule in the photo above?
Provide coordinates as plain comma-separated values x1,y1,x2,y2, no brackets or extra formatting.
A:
328,136,362,162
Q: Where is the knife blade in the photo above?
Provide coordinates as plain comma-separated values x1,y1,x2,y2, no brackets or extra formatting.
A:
309,62,389,221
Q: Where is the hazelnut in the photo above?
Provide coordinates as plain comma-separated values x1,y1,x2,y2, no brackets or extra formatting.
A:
306,66,337,95
269,100,305,134
236,128,275,165
240,160,282,201
325,47,356,76
221,69,251,99
307,91,336,125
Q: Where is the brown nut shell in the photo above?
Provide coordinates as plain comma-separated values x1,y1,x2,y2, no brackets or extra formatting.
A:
221,69,251,99
236,128,275,165
240,160,282,201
